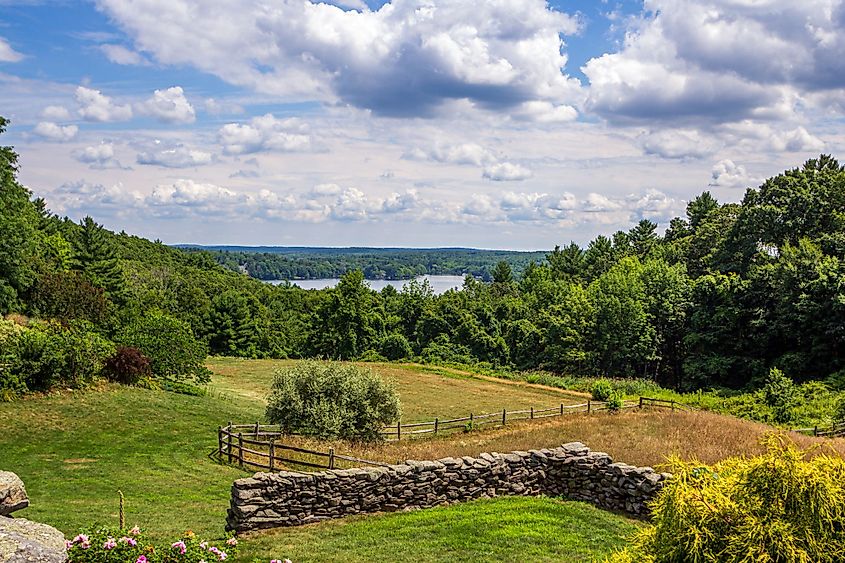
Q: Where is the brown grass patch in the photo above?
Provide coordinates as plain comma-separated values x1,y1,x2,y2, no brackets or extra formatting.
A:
262,409,845,471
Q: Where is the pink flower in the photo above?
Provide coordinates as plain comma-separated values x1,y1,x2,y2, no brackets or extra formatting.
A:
172,541,187,555
226,537,238,546
65,540,73,550
103,538,117,550
200,541,208,549
120,536,137,546
80,540,91,549
136,556,148,563
208,546,227,560
72,534,89,544
130,526,141,536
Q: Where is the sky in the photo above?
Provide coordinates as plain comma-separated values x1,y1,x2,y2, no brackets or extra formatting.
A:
1,0,844,249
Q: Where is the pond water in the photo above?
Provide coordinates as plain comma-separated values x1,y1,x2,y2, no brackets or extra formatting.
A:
265,274,467,294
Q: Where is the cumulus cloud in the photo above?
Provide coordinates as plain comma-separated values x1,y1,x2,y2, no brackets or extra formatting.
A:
41,105,72,121
137,86,196,123
99,44,151,66
32,121,78,142
583,0,845,124
709,159,760,189
75,86,133,122
96,0,583,117
218,114,314,155
0,37,23,63
639,129,721,159
136,140,213,168
482,162,533,181
51,180,144,216
73,143,129,169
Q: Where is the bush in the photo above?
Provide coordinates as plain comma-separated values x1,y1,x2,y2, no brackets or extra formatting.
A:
761,367,797,424
66,526,239,562
118,311,210,384
381,333,412,360
266,360,401,441
591,379,614,402
606,392,624,412
608,435,845,563
103,346,151,385
4,321,113,392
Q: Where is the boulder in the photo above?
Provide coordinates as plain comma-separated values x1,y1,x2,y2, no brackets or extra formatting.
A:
0,473,28,517
0,517,67,563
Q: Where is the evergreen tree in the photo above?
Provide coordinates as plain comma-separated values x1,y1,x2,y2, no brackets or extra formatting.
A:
491,260,514,284
71,216,126,303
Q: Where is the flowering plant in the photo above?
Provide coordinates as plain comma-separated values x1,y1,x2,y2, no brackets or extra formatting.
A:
66,527,237,563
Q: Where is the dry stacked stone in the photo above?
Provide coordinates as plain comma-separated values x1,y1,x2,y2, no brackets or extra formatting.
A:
226,442,670,533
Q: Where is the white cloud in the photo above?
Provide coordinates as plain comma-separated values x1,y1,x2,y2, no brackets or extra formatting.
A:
770,126,825,153
137,86,196,123
75,86,133,122
482,162,533,181
99,44,150,66
32,121,78,142
218,114,314,155
97,0,583,117
73,142,128,169
136,141,213,168
204,98,245,116
639,129,721,159
709,159,760,189
0,37,23,63
41,105,72,121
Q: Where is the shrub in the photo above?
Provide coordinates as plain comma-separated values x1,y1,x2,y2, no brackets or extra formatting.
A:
118,311,210,384
4,321,113,392
608,435,845,563
266,360,401,441
381,333,412,360
606,392,624,412
103,346,151,385
66,526,238,562
357,348,387,362
591,379,614,402
834,397,845,424
761,367,797,424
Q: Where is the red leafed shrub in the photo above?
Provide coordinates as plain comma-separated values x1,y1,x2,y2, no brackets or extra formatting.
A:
103,346,151,385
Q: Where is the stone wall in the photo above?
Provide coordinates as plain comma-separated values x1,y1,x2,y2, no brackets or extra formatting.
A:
227,442,670,533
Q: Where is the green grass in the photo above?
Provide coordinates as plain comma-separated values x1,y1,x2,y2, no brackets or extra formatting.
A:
208,357,586,422
237,496,641,563
1,359,638,562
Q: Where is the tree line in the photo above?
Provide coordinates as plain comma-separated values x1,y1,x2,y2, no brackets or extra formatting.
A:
2,114,844,394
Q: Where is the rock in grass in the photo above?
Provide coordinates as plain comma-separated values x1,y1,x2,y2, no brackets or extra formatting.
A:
0,517,67,562
0,473,28,517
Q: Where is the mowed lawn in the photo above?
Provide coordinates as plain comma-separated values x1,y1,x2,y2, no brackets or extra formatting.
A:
207,358,586,422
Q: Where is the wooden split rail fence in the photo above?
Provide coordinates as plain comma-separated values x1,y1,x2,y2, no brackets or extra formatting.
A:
215,397,681,474
795,421,845,438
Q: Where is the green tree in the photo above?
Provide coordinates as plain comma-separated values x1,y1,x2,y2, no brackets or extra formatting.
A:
628,219,659,257
491,260,514,284
119,311,210,383
203,290,264,357
71,216,127,303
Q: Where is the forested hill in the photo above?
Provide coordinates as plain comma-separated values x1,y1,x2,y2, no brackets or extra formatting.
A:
3,114,845,394
178,246,547,281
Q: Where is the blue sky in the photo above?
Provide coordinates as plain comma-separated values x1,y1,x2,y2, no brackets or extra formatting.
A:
1,0,842,248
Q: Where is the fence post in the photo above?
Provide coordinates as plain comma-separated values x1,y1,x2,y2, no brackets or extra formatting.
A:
530,407,534,420
639,397,644,409
502,408,507,426
269,439,275,472
255,421,260,438
237,433,244,468
397,420,401,441
434,417,439,434
227,422,233,464
470,412,473,428
217,426,223,460
587,400,591,414
560,403,564,416
329,447,335,470
814,425,818,436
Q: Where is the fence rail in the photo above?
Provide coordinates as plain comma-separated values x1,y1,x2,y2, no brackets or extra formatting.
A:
794,421,845,438
214,396,680,474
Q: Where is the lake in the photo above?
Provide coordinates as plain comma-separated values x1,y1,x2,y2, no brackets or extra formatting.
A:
265,274,468,294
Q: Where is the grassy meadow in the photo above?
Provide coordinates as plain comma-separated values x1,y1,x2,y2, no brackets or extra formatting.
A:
4,358,844,561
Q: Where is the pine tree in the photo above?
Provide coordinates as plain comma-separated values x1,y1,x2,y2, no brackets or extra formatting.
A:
71,216,126,303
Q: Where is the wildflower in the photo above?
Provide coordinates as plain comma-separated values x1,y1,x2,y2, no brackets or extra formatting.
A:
120,536,138,547
136,556,148,563
172,540,187,554
80,540,91,549
130,526,141,536
103,537,117,550
208,546,227,560
65,540,73,550
226,537,238,546
200,541,208,549
72,534,89,544
184,530,196,538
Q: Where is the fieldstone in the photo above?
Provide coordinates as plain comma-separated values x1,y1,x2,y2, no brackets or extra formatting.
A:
0,517,67,563
0,473,28,517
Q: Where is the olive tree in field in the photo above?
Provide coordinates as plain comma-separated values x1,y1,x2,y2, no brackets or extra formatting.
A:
266,361,401,441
